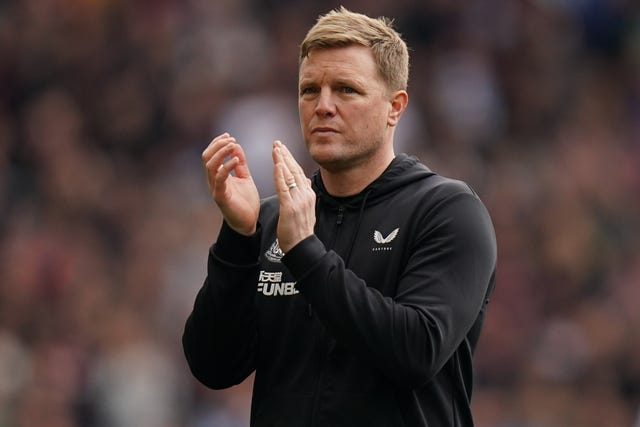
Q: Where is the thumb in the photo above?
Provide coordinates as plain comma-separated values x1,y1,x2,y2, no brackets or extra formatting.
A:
230,144,253,179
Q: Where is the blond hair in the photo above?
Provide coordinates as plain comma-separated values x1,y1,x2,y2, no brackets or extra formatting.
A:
299,7,409,92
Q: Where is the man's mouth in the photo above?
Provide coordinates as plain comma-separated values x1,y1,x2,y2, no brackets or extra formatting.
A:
312,127,338,134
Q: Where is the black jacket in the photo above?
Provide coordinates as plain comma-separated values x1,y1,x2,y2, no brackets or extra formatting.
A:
183,154,497,426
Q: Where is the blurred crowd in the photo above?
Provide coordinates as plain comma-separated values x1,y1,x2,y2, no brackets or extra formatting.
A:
1,0,639,426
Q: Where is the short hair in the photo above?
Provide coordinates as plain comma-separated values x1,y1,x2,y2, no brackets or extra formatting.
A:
299,7,409,92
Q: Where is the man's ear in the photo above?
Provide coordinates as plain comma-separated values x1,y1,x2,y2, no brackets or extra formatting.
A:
387,90,409,127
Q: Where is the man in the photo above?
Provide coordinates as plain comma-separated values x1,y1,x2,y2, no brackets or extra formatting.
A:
183,7,497,427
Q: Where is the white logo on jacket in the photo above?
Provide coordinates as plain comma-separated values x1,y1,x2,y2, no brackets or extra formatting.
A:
372,228,399,252
374,228,399,244
257,270,299,296
264,239,284,263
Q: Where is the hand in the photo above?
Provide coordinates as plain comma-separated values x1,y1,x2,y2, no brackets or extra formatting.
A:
272,141,316,252
202,133,260,236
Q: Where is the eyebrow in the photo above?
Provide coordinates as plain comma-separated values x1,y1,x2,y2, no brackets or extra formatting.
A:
298,74,367,88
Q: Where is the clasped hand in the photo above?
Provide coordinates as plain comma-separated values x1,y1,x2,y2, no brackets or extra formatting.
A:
202,133,316,253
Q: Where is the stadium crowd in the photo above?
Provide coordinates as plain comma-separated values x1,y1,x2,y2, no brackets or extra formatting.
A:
0,0,639,426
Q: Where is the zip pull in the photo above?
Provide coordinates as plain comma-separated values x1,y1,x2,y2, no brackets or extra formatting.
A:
308,303,313,318
336,206,344,225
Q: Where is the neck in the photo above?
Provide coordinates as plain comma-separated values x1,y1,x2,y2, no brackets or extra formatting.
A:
320,149,395,197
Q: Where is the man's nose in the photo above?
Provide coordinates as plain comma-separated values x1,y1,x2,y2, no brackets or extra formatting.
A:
315,88,336,117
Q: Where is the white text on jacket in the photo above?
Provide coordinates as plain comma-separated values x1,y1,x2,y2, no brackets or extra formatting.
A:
257,270,299,296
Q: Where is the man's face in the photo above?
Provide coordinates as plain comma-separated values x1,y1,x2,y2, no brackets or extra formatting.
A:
298,45,394,172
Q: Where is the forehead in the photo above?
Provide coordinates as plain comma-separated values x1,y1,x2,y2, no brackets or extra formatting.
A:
298,45,382,83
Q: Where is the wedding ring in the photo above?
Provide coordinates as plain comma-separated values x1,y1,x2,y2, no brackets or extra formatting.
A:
288,182,297,190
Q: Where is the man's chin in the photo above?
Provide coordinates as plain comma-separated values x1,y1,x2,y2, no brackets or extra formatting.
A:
310,151,354,173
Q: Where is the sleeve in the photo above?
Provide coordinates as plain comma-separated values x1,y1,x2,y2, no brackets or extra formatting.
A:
282,191,497,388
182,221,261,389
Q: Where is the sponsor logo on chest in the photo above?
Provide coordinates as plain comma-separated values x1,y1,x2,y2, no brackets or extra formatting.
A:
257,270,299,296
372,227,399,252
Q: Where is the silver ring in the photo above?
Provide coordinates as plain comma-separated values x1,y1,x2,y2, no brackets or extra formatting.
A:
288,182,297,190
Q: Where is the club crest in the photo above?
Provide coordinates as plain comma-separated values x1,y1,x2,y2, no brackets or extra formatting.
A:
265,239,284,263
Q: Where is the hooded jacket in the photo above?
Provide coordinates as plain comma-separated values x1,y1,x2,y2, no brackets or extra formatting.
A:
183,153,497,426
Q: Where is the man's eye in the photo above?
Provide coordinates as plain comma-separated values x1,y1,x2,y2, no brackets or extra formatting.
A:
340,87,356,94
300,87,318,95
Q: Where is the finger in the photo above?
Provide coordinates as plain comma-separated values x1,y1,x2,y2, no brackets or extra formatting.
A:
273,161,294,200
205,141,237,176
229,143,252,179
214,156,240,190
272,144,296,186
205,146,242,201
202,133,227,162
275,141,306,186
202,133,234,163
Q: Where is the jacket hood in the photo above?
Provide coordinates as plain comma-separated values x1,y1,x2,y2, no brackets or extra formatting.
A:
310,154,435,267
311,153,434,208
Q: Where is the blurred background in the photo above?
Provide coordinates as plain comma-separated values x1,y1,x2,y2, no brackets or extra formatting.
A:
1,0,639,426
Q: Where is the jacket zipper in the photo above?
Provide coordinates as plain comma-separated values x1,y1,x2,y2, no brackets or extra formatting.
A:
328,205,344,248
310,205,344,426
